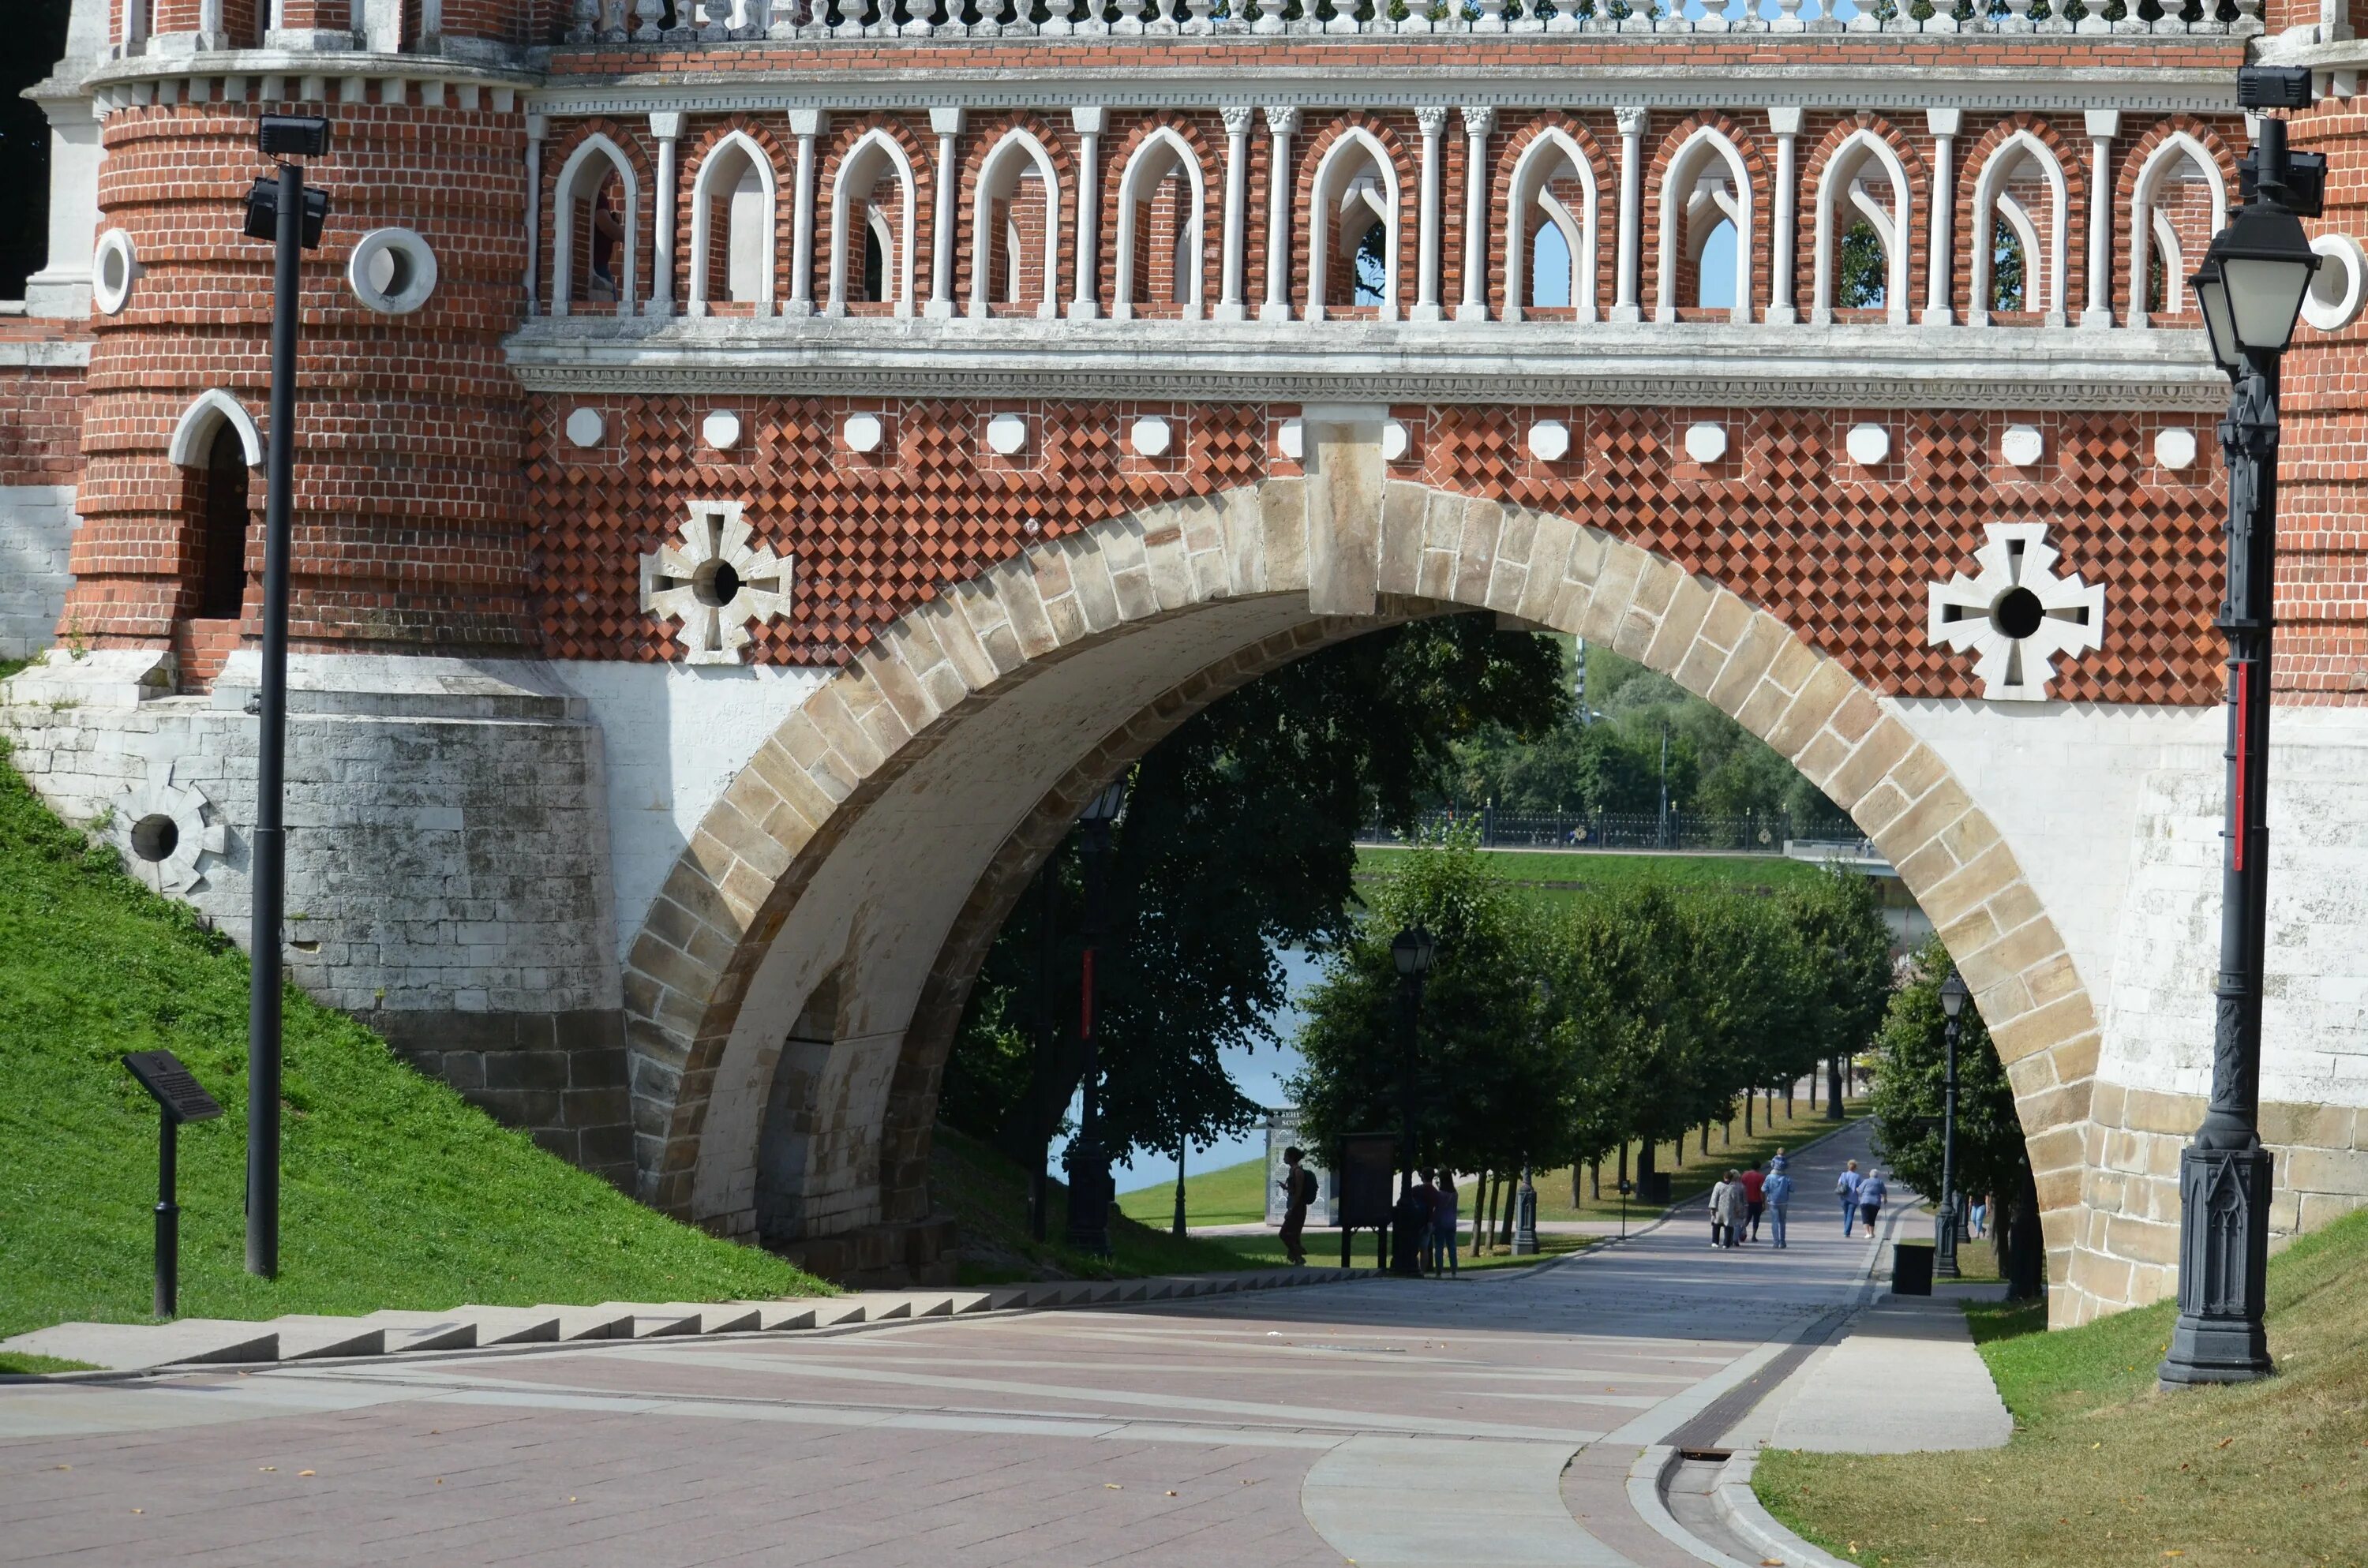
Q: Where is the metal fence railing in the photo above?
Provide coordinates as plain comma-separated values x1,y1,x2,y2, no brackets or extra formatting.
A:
1357,808,1864,855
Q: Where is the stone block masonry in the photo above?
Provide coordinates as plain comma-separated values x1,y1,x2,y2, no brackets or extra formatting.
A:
0,652,636,1192
0,488,81,661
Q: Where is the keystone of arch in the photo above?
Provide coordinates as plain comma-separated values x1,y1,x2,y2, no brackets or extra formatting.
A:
620,419,2103,1305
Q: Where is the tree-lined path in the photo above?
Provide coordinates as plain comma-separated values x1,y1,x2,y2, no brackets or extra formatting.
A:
1,1126,1914,1566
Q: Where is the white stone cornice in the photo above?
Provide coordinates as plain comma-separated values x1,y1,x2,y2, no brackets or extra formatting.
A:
504,316,2228,413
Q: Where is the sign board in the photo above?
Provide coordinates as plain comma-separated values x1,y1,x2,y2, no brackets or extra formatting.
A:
122,1051,223,1125
1336,1132,1399,1229
1262,1109,1337,1226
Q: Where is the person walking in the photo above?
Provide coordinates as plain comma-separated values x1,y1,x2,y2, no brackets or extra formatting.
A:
1717,1169,1748,1248
1836,1158,1864,1236
1857,1166,1888,1239
1707,1172,1733,1249
1430,1170,1460,1278
1277,1147,1317,1266
1740,1160,1767,1242
1969,1191,1989,1239
1763,1156,1794,1248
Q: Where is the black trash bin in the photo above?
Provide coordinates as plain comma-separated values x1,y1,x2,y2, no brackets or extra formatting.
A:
1892,1241,1934,1297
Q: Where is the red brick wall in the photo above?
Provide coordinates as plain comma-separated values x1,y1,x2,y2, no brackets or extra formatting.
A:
0,324,89,489
525,393,2226,707
67,84,532,652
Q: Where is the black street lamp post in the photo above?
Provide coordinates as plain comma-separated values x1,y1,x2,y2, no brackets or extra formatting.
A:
1936,968,1969,1281
1513,1168,1539,1256
238,114,331,1281
1064,780,1128,1258
2160,69,2323,1389
1389,926,1435,1278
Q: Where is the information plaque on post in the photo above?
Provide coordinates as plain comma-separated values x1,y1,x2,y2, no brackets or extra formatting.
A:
122,1051,223,1318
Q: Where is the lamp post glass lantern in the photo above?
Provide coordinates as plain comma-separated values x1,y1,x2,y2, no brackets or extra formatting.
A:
1063,779,1128,1258
2160,89,2322,1389
1935,968,1969,1280
1389,925,1434,1277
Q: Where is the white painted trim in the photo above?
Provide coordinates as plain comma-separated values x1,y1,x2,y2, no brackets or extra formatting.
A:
551,132,641,320
687,129,780,315
1306,127,1403,324
167,389,263,469
826,128,919,318
2126,132,2227,330
1967,129,2070,327
1654,125,1754,324
969,126,1066,320
1111,127,1209,320
1503,129,1601,323
1809,128,1913,325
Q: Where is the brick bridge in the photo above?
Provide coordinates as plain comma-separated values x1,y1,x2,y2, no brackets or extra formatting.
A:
5,0,2368,1326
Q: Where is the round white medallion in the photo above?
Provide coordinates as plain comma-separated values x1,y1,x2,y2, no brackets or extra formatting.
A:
92,230,139,316
346,226,437,315
1130,415,1172,458
2302,232,2368,333
842,412,885,454
1381,419,1411,462
702,410,743,451
1527,419,1571,462
985,414,1029,456
564,407,605,449
1277,418,1304,461
2154,427,2198,471
1683,422,1728,464
2000,425,2044,469
1845,423,1891,467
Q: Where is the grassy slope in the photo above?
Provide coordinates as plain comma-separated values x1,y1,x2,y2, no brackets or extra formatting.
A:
1116,1154,1271,1227
1356,844,1833,896
0,744,822,1342
1755,1207,2368,1568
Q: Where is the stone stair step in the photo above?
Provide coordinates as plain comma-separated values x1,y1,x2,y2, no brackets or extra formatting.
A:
264,1316,388,1360
443,1308,563,1346
536,1305,636,1341
347,1311,479,1353
0,1319,279,1372
730,1300,822,1330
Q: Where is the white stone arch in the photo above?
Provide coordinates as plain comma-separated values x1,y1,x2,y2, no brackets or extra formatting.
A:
687,129,779,316
1112,127,1208,320
1503,129,1601,324
827,129,919,318
1306,127,1403,323
1811,129,1913,326
2126,133,2228,329
551,133,640,320
1654,125,1754,323
166,389,262,470
1969,131,2070,327
969,127,1065,320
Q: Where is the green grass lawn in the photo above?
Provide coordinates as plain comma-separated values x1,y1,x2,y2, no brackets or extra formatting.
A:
934,1127,1337,1283
1755,1206,2368,1568
0,743,825,1342
0,1352,97,1375
1116,1153,1272,1227
1356,844,1834,897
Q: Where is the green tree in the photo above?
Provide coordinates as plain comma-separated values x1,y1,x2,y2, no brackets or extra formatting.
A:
940,616,1568,1177
1838,219,1888,311
1541,883,1709,1187
1778,863,1897,1107
1869,938,2041,1296
1287,831,1576,1181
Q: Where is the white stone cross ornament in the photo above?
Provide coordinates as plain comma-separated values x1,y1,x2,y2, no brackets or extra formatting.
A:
1927,522,2104,702
640,500,792,665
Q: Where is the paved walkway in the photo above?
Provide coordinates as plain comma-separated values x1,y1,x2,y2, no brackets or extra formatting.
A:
0,1122,2003,1566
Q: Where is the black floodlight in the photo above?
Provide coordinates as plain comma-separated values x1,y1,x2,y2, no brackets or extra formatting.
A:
2238,147,2328,219
243,178,330,249
258,114,331,158
2237,65,2314,112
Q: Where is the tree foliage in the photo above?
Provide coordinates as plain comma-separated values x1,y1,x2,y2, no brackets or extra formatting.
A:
939,616,1568,1171
1868,937,2029,1208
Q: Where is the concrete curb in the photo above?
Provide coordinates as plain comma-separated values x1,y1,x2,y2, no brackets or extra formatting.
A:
1624,1446,1760,1568
1713,1452,1858,1568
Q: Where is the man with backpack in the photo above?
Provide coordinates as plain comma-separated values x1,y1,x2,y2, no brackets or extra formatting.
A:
1763,1155,1794,1248
1837,1158,1864,1236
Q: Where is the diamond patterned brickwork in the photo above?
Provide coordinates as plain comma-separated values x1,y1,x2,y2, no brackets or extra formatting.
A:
530,392,2227,703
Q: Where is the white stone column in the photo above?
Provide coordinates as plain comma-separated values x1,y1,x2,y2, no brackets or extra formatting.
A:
789,109,822,318
1923,107,1960,326
1413,106,1447,323
648,111,681,317
1456,105,1494,322
927,107,962,319
1071,106,1106,320
525,114,547,317
1767,107,1800,325
1261,105,1299,323
1612,106,1646,324
1217,107,1253,321
2083,109,2119,328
